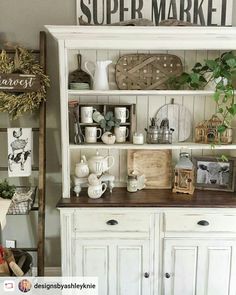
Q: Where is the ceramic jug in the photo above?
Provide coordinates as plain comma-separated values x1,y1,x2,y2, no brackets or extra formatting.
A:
84,60,112,90
88,151,115,176
75,159,89,178
88,183,107,199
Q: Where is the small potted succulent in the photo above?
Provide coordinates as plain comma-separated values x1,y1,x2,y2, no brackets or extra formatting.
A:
99,111,121,144
0,179,15,199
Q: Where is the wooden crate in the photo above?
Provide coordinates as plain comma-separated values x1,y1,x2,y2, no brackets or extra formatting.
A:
69,102,136,144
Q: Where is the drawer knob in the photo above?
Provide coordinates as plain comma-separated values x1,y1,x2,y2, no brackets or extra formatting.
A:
106,219,118,226
165,273,171,279
144,272,150,278
197,220,209,226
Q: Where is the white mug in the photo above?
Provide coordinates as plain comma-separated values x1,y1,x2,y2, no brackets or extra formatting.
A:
115,107,129,123
114,127,129,143
81,106,94,123
85,127,102,143
88,183,107,199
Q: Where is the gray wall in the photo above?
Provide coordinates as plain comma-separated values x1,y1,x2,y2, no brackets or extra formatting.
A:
0,1,236,268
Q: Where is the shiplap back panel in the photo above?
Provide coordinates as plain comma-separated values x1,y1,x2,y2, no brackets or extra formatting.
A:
68,49,236,186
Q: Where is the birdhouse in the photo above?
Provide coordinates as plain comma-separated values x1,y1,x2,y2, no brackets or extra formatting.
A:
173,153,195,195
195,115,232,144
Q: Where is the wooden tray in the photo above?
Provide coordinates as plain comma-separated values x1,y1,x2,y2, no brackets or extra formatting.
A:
116,54,183,90
127,150,172,189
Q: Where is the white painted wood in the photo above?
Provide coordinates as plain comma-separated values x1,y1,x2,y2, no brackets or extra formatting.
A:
60,210,73,276
116,241,150,295
69,143,236,150
73,210,152,236
156,102,192,142
74,240,109,295
165,212,236,233
46,26,236,51
68,89,217,96
163,240,198,295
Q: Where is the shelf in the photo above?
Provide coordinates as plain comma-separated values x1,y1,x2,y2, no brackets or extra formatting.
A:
69,143,236,150
57,188,236,208
68,90,216,97
79,122,130,126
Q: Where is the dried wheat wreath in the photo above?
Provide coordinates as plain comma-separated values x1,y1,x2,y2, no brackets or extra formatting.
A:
0,47,49,119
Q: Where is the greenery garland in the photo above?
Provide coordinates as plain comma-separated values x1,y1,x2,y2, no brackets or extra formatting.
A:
0,47,50,119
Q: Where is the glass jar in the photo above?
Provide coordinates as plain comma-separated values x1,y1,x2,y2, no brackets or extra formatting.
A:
133,132,144,145
175,152,193,169
127,174,138,192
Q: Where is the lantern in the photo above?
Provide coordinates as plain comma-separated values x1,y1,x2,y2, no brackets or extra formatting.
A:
173,153,195,195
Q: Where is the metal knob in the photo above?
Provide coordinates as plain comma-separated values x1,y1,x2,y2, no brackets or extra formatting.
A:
197,220,209,226
165,273,171,279
144,272,150,278
106,219,118,226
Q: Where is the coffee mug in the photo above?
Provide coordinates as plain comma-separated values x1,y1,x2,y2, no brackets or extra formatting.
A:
85,127,102,143
81,106,94,123
88,183,107,199
115,107,129,123
114,127,129,143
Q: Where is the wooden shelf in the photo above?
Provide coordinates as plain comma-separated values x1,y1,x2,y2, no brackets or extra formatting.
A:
68,89,216,97
69,142,236,150
57,188,236,208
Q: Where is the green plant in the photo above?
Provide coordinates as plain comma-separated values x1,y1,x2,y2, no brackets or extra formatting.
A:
0,179,15,199
169,51,236,133
99,111,121,132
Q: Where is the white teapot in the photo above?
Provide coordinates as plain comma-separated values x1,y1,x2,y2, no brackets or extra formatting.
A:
88,151,115,176
75,159,89,178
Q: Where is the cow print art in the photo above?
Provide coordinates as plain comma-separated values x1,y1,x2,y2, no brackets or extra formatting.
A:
7,128,32,177
194,157,235,192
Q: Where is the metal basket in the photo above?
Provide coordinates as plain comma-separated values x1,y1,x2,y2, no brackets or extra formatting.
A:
7,187,37,215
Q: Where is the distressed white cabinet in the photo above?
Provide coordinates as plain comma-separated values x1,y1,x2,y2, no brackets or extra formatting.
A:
163,239,236,295
59,208,236,295
73,239,151,295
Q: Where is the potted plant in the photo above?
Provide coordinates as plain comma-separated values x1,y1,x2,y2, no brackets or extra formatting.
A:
0,179,15,199
169,51,236,135
99,111,121,144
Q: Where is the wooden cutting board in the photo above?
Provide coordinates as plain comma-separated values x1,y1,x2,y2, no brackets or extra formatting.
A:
127,150,172,189
156,100,192,143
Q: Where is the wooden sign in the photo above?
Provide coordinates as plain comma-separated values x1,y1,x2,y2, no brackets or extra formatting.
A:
77,0,233,26
0,74,40,92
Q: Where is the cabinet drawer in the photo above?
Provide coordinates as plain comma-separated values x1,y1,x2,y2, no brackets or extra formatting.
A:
164,212,236,233
73,211,152,233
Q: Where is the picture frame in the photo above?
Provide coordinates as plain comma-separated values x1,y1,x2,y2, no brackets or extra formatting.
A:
192,156,236,192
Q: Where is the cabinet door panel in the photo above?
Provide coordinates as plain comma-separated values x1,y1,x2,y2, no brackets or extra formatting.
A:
116,242,150,295
164,240,198,295
74,240,109,295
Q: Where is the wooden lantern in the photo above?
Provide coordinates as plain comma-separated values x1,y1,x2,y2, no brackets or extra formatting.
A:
195,115,232,145
173,153,195,195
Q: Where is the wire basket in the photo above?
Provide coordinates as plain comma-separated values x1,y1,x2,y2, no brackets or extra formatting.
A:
7,187,37,215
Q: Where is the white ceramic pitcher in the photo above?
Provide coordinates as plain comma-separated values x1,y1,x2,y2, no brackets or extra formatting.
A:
84,60,112,90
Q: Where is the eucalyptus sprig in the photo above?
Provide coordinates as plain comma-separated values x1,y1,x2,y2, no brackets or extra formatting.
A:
169,51,236,133
99,111,121,132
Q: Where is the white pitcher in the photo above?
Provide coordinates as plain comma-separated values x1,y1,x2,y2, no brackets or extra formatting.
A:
84,60,112,90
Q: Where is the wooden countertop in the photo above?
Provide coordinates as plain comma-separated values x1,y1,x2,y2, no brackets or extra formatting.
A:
57,188,236,208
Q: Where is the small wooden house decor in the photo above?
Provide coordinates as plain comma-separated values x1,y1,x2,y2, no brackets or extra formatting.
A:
173,153,195,195
195,115,232,145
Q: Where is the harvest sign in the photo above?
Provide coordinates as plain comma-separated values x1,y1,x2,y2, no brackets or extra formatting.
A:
77,0,233,26
0,74,40,92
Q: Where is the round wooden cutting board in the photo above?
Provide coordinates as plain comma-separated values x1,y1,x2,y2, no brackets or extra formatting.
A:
156,100,192,143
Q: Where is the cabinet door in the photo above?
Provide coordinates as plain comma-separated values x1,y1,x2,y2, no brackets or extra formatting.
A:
115,240,151,295
163,239,199,295
73,239,151,295
163,239,236,295
73,240,110,295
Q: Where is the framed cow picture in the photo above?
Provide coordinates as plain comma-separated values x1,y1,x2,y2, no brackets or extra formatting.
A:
7,128,32,177
192,156,236,192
